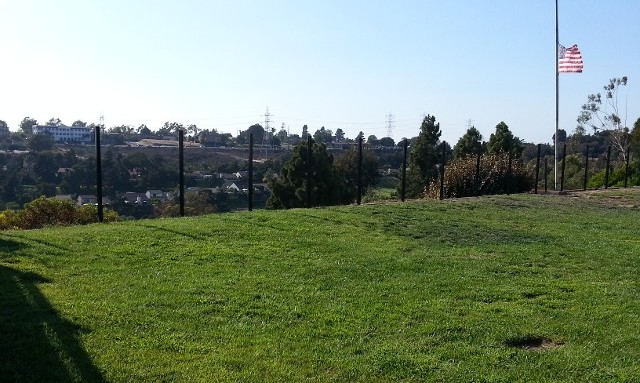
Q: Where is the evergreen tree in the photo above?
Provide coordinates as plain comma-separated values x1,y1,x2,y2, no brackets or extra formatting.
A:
453,126,483,159
266,140,344,208
486,121,523,158
405,114,442,198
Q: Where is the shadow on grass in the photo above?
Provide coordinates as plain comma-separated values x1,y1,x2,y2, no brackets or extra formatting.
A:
0,238,24,253
0,266,105,383
1,233,69,253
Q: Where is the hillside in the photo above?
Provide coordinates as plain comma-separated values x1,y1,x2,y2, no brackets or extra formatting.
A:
2,190,640,382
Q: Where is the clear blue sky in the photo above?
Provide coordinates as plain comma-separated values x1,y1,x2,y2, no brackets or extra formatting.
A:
1,0,638,145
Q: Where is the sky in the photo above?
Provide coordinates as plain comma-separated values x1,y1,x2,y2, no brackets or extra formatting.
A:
1,0,639,145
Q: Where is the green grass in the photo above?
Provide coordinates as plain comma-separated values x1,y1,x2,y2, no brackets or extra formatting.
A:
2,190,640,382
365,175,399,201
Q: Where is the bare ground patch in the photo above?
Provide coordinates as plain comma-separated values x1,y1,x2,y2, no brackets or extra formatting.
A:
505,336,564,352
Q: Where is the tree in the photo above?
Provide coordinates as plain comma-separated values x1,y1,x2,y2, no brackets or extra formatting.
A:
107,125,135,135
486,121,523,158
276,127,288,145
453,126,483,159
333,148,380,201
136,124,151,135
301,125,309,139
266,140,344,208
335,128,345,142
243,124,265,145
378,137,395,147
187,124,199,140
47,118,62,126
72,120,87,127
20,117,38,135
405,114,442,198
367,135,378,145
630,118,640,159
552,129,567,144
313,127,333,143
28,133,55,151
577,76,629,160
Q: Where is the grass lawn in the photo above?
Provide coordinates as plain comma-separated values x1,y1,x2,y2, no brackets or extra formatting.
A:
1,189,640,382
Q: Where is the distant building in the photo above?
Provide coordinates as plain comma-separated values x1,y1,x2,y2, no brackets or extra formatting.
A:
122,192,150,205
146,190,170,201
0,120,9,136
55,194,73,202
221,180,247,193
77,195,111,206
32,124,92,143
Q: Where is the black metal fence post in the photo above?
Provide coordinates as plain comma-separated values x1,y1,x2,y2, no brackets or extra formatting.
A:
507,149,513,195
624,146,630,188
560,144,566,191
544,157,548,193
475,147,481,197
179,130,185,217
439,142,446,200
583,145,589,191
401,139,407,202
534,143,541,194
306,135,312,208
248,133,254,211
357,136,363,205
95,125,103,222
605,145,611,189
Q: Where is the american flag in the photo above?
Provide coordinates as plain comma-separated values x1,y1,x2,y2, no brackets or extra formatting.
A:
558,44,583,73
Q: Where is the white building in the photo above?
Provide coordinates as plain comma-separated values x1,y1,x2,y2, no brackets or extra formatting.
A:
0,120,9,135
32,124,92,143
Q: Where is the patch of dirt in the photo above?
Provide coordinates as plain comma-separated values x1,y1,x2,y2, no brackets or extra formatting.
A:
505,336,564,352
542,187,640,210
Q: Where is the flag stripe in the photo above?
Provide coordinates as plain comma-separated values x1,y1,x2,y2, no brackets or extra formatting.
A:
558,44,583,73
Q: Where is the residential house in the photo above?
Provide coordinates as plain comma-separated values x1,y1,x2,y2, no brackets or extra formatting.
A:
234,171,249,179
218,172,239,181
122,192,150,205
77,195,97,205
146,190,170,201
55,194,73,202
221,180,247,193
77,195,111,206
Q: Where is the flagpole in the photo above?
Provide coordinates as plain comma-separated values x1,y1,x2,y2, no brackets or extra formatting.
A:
555,0,559,190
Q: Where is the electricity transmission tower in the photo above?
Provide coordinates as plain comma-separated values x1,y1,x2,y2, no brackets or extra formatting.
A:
263,107,272,157
385,113,395,138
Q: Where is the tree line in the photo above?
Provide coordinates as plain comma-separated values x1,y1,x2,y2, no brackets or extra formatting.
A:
0,117,400,150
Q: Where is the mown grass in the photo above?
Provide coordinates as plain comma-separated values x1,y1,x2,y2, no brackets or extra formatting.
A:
1,190,640,382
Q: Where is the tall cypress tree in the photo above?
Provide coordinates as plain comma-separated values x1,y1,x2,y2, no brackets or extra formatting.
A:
405,114,442,198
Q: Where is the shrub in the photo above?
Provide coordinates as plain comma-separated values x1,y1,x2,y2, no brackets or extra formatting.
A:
588,160,640,189
426,154,533,199
0,196,120,230
19,197,77,229
0,210,20,230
